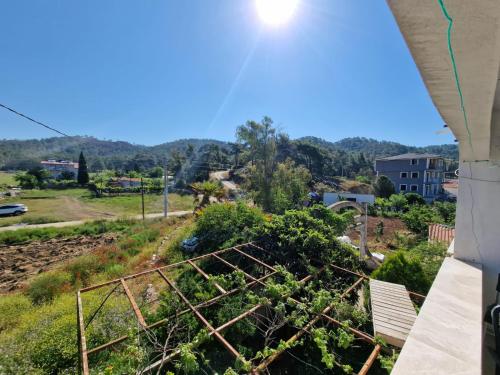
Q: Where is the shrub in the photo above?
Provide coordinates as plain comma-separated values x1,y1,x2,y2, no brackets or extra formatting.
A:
65,254,102,287
372,251,429,294
404,192,425,205
389,194,407,212
355,175,371,184
402,205,442,235
256,209,360,273
26,271,71,305
194,202,264,252
406,241,446,284
373,175,395,198
105,263,126,279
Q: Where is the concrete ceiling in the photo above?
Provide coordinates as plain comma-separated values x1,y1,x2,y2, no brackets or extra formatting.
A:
387,0,500,161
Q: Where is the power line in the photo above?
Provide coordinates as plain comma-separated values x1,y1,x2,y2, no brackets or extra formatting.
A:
0,102,70,137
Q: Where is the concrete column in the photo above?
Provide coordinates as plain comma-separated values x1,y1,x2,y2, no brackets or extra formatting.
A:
454,160,500,305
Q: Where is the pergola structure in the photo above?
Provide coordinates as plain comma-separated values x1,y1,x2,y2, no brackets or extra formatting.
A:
77,243,424,374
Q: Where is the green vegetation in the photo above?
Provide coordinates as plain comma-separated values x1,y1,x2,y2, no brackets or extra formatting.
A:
0,172,16,187
0,218,135,245
194,201,264,251
77,151,89,185
373,175,395,198
370,193,456,236
0,216,191,374
0,188,194,227
0,134,458,179
372,242,447,294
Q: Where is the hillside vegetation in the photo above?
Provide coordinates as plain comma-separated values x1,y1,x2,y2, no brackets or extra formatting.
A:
0,135,458,175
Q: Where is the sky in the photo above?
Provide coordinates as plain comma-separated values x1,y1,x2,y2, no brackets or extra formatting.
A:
0,0,454,146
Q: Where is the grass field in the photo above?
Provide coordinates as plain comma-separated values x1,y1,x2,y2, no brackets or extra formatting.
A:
0,188,194,227
0,172,16,186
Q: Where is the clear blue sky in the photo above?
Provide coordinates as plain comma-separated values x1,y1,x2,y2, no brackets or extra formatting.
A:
0,0,453,146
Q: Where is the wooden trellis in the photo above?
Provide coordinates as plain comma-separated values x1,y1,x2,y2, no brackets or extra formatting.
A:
77,242,424,374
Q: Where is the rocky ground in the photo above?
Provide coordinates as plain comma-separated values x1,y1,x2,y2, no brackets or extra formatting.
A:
0,234,116,292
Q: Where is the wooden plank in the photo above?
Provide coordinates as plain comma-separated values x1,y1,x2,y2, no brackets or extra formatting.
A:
370,279,417,348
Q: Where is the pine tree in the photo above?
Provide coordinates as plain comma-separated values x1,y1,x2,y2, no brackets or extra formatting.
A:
77,151,89,185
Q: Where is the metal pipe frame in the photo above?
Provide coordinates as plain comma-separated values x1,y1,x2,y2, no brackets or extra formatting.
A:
77,242,425,374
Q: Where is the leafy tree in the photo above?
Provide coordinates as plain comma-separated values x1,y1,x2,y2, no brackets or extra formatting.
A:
404,192,425,205
269,159,311,214
77,151,89,185
237,117,277,210
433,201,456,225
402,205,442,235
389,194,407,212
373,175,395,198
14,172,38,189
148,166,164,178
372,251,429,294
59,170,75,180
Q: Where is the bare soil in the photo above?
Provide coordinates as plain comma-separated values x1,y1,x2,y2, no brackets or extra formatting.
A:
0,234,116,293
347,216,409,252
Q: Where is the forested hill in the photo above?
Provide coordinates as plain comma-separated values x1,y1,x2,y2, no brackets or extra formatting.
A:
299,136,458,160
0,135,458,172
0,136,228,171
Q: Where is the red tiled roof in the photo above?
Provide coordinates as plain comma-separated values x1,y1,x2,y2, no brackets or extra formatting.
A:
428,223,455,246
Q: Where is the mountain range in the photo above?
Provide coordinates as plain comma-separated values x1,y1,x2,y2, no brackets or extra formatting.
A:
0,136,458,171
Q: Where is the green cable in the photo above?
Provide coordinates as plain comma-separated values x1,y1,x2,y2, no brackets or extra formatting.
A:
437,0,474,153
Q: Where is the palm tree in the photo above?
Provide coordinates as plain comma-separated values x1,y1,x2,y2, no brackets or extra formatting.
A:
191,181,225,211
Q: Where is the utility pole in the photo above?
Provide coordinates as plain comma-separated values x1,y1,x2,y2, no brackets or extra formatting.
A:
163,159,168,218
141,177,145,221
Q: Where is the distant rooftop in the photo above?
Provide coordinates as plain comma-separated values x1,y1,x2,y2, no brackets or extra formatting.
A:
376,152,441,161
41,160,79,167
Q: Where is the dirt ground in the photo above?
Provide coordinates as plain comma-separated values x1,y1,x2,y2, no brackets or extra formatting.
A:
347,216,408,252
0,234,116,293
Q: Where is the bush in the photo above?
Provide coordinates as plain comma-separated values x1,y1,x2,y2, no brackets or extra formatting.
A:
405,242,446,284
372,251,429,294
194,202,264,251
256,209,360,273
404,192,425,205
26,271,71,305
373,175,395,198
65,254,102,287
105,263,126,279
402,205,442,235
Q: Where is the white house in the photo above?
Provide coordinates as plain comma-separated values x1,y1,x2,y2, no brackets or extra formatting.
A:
323,192,375,206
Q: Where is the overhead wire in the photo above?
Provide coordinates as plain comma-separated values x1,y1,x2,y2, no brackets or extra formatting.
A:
0,102,70,137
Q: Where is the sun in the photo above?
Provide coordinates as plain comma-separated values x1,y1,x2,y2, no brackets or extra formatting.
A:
255,0,300,27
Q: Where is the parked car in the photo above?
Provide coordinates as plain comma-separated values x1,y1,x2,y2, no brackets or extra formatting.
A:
0,203,28,216
181,236,199,253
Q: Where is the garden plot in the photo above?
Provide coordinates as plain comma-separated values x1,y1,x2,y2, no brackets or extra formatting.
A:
0,234,116,292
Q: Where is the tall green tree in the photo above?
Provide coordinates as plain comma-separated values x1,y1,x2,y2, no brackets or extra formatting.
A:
373,175,395,198
237,117,277,211
77,151,89,185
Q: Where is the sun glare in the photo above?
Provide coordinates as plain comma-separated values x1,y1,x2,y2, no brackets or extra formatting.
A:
255,0,300,27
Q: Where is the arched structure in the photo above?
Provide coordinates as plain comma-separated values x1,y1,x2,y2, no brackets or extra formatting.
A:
327,201,372,262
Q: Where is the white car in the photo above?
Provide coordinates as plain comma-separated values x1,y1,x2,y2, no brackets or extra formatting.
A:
0,204,28,216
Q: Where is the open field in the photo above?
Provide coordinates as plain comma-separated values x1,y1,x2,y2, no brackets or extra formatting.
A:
0,188,194,227
0,172,16,186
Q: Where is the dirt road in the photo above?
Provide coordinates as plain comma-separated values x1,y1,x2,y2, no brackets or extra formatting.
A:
0,210,192,232
210,170,238,191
